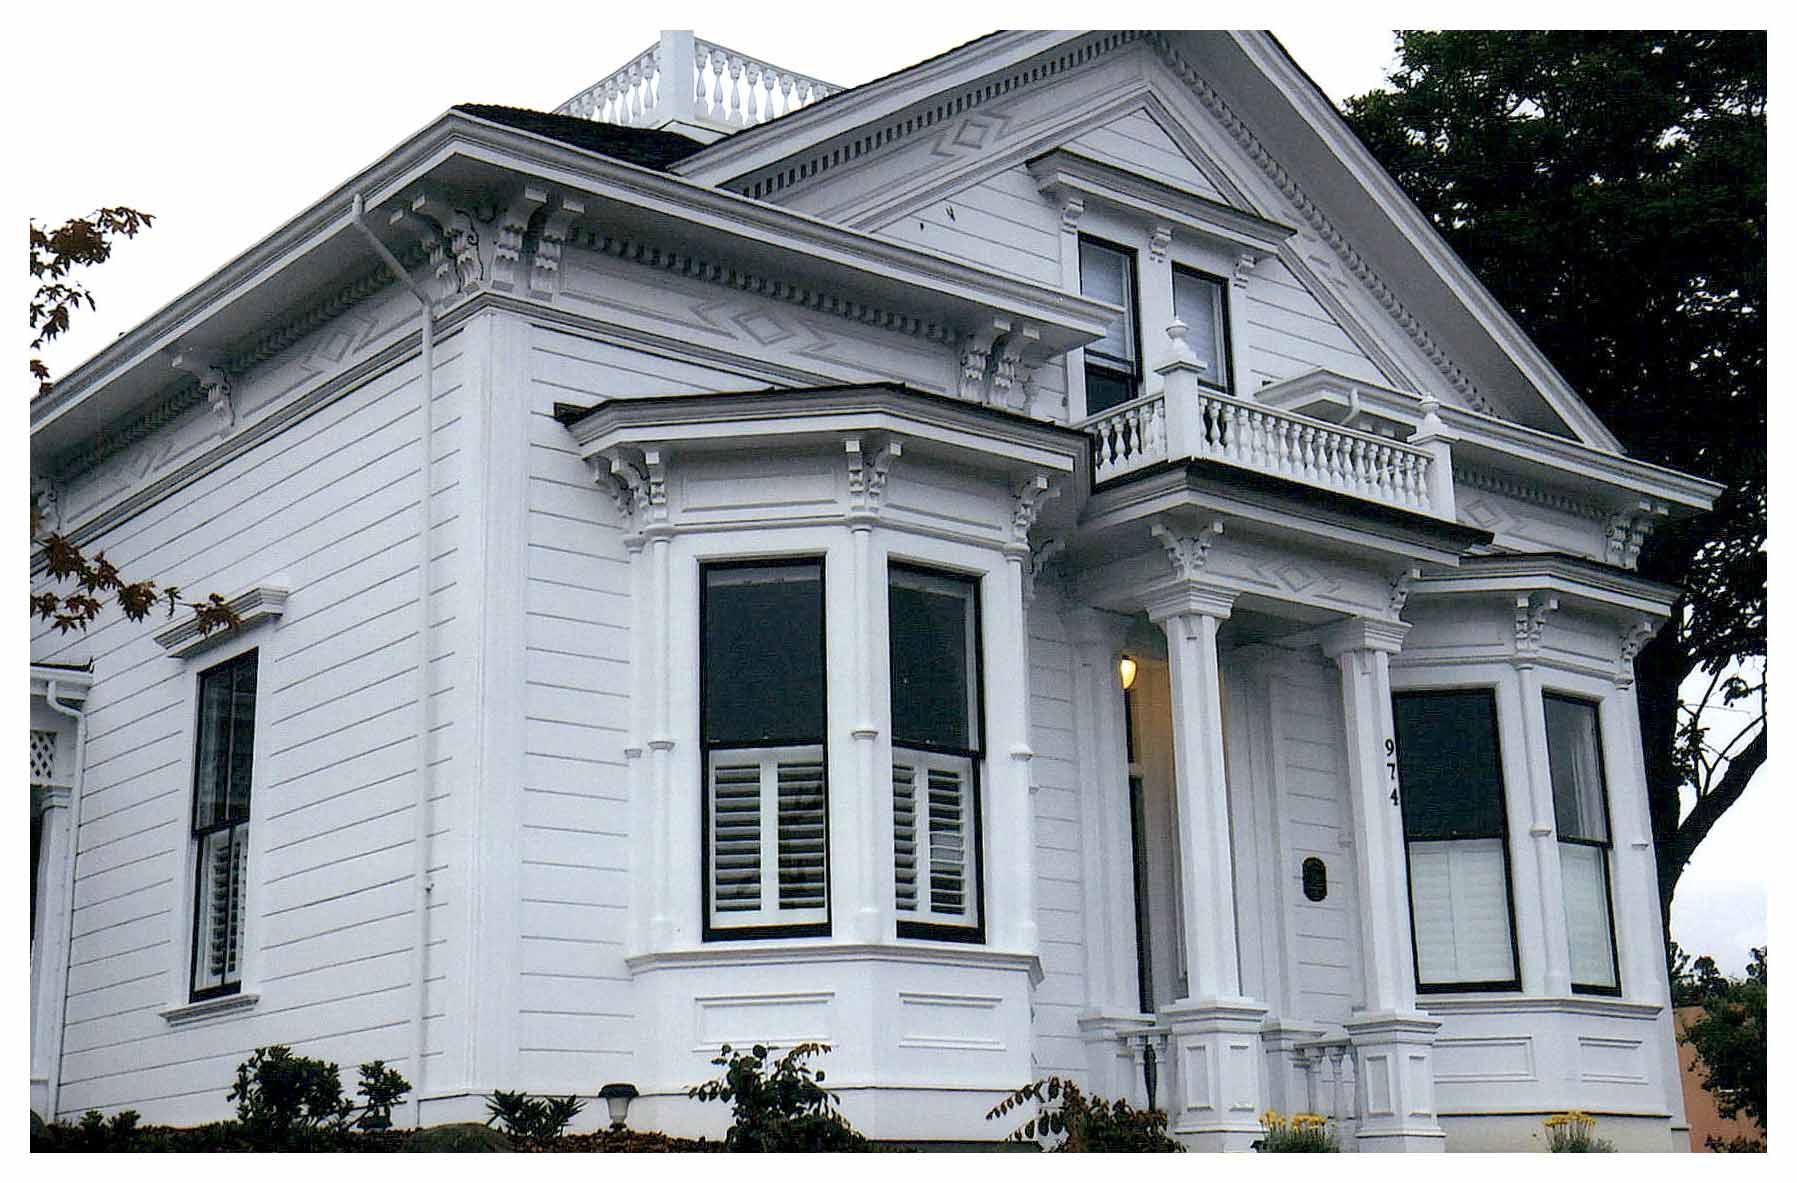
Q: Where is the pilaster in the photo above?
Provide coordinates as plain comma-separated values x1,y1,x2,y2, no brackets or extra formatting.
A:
1340,1011,1447,1152
1163,998,1269,1150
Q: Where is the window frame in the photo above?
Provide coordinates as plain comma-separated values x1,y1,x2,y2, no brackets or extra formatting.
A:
1077,233,1146,415
1544,691,1623,997
888,560,988,944
187,648,260,1003
698,556,833,942
1392,687,1524,995
1170,263,1234,395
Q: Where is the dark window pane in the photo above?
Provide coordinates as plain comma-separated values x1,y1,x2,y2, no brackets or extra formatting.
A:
1172,268,1229,391
703,563,824,745
1393,690,1508,840
1545,695,1609,843
195,652,256,830
1078,238,1138,368
1084,364,1137,414
889,567,979,751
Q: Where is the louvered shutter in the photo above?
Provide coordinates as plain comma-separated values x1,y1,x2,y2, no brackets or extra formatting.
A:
194,825,248,992
892,750,976,928
708,745,829,930
1408,838,1515,987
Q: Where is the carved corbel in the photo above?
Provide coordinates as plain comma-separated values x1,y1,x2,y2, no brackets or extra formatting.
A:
1150,516,1225,581
1512,591,1560,661
1232,251,1263,289
170,349,234,437
1605,500,1669,570
1147,224,1173,264
989,324,1040,411
390,195,460,302
491,187,548,292
1058,196,1086,235
1616,617,1660,688
959,322,1004,402
530,196,586,296
1389,563,1421,616
844,435,902,517
1010,472,1058,551
31,475,63,534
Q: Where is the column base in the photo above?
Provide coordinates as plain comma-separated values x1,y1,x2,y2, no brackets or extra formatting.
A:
1163,997,1268,1150
1344,1010,1445,1152
1078,1010,1156,1106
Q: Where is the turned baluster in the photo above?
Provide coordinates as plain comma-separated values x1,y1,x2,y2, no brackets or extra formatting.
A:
1150,399,1167,459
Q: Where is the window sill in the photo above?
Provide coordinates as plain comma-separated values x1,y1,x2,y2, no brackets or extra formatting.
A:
1420,994,1661,1021
160,992,260,1027
626,941,1042,985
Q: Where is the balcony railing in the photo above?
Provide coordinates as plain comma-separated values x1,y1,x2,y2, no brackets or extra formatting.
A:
554,31,843,134
1083,323,1456,518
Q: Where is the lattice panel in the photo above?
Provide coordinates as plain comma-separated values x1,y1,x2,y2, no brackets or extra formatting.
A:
30,729,57,783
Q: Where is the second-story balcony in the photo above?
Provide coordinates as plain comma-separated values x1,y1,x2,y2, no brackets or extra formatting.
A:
1081,322,1458,520
554,30,843,140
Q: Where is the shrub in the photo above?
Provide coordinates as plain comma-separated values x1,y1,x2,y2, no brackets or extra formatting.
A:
484,1090,585,1143
687,1042,867,1151
227,1046,411,1149
986,1077,1183,1152
1543,1111,1615,1152
407,1122,515,1152
1256,1110,1338,1152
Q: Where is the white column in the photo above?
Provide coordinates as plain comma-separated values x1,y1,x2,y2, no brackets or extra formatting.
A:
30,784,73,1119
993,549,1039,952
848,521,884,941
1322,618,1445,1153
1148,584,1266,1151
648,531,681,945
1517,662,1575,996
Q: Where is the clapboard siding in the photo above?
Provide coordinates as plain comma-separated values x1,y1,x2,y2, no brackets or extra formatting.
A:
876,165,1063,285
1026,602,1088,1080
35,333,471,1120
1066,107,1228,203
1273,661,1359,1025
1242,258,1388,390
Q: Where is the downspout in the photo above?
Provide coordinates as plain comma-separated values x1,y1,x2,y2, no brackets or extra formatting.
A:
351,195,435,1127
43,680,88,1121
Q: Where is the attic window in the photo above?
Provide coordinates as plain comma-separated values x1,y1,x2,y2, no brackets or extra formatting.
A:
1078,236,1142,414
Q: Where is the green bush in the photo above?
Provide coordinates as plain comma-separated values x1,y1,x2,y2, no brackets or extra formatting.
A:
407,1122,514,1152
688,1042,868,1151
986,1077,1183,1152
484,1090,585,1143
227,1046,412,1149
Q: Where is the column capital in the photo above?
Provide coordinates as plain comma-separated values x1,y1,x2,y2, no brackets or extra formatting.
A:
1146,585,1236,625
1320,616,1410,661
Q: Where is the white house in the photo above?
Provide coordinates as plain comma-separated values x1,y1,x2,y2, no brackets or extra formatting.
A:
29,31,1723,1151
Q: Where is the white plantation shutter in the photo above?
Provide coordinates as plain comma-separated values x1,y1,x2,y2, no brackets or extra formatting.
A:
892,750,976,929
708,745,829,929
1561,843,1617,989
1408,839,1515,987
194,826,248,992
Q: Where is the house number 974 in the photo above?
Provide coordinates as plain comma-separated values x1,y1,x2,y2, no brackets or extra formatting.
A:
1385,738,1400,806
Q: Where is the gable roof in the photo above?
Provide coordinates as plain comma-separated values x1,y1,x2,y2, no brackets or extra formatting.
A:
674,29,1627,453
452,103,710,169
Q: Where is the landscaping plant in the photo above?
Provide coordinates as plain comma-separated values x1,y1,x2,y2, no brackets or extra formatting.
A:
1543,1111,1616,1152
986,1076,1183,1151
687,1042,867,1151
1256,1109,1338,1152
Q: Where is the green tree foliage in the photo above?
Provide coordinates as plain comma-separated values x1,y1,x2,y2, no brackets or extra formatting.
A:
1342,32,1766,936
687,1042,868,1151
29,209,239,637
1680,947,1767,1142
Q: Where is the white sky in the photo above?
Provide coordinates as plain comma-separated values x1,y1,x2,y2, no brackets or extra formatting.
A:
13,4,1772,974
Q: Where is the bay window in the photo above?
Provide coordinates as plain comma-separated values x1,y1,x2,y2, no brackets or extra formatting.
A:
1545,694,1620,993
1078,236,1142,414
889,564,984,940
189,650,258,1000
1392,688,1521,992
701,560,830,938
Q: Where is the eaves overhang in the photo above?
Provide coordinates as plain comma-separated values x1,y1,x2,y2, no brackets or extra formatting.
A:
562,379,1090,486
31,109,1115,470
1080,457,1492,569
1410,552,1681,620
1026,147,1299,256
31,662,94,701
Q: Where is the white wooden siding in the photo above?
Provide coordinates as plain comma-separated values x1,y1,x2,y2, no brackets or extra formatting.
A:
1065,107,1229,203
875,165,1064,286
1241,258,1389,391
38,339,465,1123
1026,604,1088,1078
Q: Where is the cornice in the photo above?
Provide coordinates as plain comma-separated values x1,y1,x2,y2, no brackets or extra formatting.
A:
1025,147,1298,255
1409,552,1679,618
154,583,289,659
1147,33,1498,419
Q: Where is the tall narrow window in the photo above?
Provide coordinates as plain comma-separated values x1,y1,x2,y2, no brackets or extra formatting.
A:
1172,266,1232,393
889,564,983,940
1545,694,1620,993
190,650,258,1000
702,561,829,938
1393,689,1521,992
1078,237,1142,415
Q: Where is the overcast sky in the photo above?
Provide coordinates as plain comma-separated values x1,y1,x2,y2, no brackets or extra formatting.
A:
16,6,1768,973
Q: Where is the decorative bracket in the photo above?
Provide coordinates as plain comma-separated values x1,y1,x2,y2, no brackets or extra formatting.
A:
989,324,1040,411
1147,224,1173,264
1605,500,1670,570
1389,563,1421,616
1024,536,1067,602
530,195,586,296
1058,196,1086,235
1232,250,1264,289
491,186,548,292
592,445,670,541
1616,617,1660,687
1009,472,1058,552
31,475,63,533
169,349,234,437
1150,516,1225,581
1512,592,1560,661
845,435,902,518
959,321,1005,402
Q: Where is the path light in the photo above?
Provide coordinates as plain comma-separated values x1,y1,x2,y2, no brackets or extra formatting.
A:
599,1082,639,1130
1119,654,1138,692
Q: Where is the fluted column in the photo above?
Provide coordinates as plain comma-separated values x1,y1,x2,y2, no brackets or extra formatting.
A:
1322,618,1445,1153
